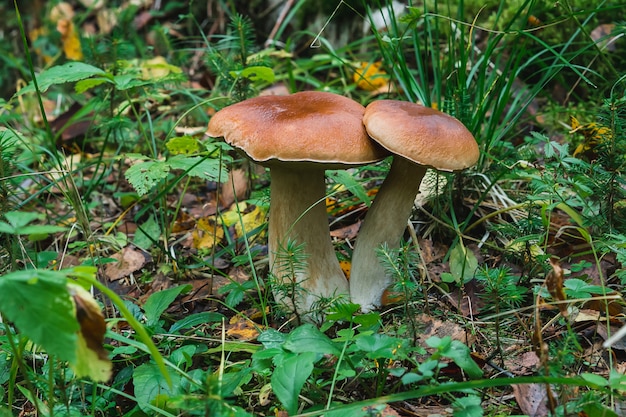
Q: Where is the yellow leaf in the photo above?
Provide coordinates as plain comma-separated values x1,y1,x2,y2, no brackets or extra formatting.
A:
141,56,182,80
235,205,267,238
339,260,351,279
569,115,612,158
51,2,83,60
192,217,224,251
59,20,83,60
353,61,389,91
221,202,249,228
68,284,112,382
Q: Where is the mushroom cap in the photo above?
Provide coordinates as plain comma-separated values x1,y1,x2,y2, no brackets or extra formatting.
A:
363,100,479,171
206,91,388,168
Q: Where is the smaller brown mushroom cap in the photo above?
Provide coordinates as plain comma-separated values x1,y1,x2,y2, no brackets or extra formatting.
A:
363,100,479,171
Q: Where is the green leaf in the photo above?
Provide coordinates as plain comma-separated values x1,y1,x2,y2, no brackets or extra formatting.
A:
427,336,483,379
582,402,618,417
229,66,275,85
580,372,608,387
125,159,170,196
133,215,161,250
17,62,108,95
167,155,225,182
563,278,605,299
271,351,316,415
113,73,152,90
355,334,404,359
75,77,113,93
283,324,341,356
143,285,192,328
168,312,225,333
166,136,200,155
133,363,181,413
452,395,483,417
449,242,478,283
0,269,79,363
257,328,287,349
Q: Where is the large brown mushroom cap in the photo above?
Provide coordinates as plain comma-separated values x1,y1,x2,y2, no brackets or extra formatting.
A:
207,91,388,167
363,100,479,171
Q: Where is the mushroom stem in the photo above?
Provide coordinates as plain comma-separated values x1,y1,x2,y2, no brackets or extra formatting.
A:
350,157,427,312
268,165,349,314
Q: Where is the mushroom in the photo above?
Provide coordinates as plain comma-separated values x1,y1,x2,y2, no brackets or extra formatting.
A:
350,100,479,312
206,91,387,316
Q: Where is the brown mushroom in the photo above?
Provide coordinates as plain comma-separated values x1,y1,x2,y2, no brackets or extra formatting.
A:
350,100,479,311
206,91,387,316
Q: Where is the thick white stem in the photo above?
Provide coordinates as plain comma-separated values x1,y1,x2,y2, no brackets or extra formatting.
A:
350,157,426,311
268,165,349,314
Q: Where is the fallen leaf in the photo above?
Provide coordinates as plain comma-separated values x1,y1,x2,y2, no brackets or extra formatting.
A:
51,2,83,61
512,383,553,417
414,313,474,345
192,217,225,251
590,23,618,52
353,61,389,91
104,247,147,281
329,220,361,240
220,168,249,208
68,283,112,382
226,315,260,340
545,258,568,317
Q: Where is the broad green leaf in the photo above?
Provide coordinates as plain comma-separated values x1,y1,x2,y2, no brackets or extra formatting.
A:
0,270,78,363
271,351,316,415
169,312,225,333
449,242,478,283
133,363,181,413
125,160,170,196
582,403,618,417
113,73,152,90
563,278,605,299
17,62,108,95
75,77,113,93
167,155,225,182
452,395,483,417
166,136,200,155
580,372,608,387
229,66,275,85
427,336,483,379
355,334,404,359
133,215,161,250
283,324,341,356
143,284,192,328
257,328,287,349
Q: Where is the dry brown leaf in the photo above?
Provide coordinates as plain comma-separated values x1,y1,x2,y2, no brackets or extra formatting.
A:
220,168,249,208
591,23,618,52
414,313,474,346
512,383,553,417
329,220,361,240
104,247,147,281
545,258,568,317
